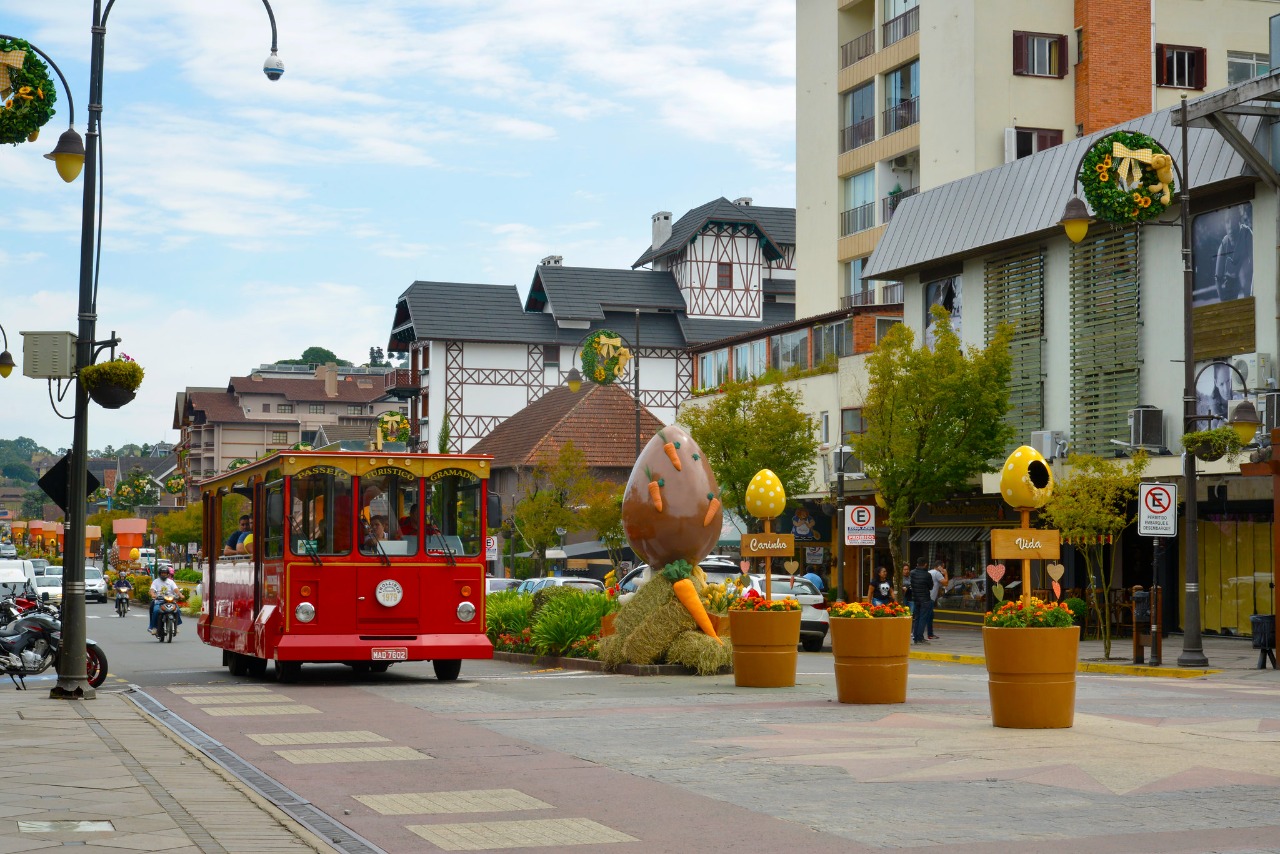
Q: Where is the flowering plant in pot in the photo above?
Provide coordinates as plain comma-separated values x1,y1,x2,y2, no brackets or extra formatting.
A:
728,589,801,687
727,589,799,612
984,597,1075,628
1181,426,1245,463
983,596,1079,728
79,354,143,409
829,600,911,703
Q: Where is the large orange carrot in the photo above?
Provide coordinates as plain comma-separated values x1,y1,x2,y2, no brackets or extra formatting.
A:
658,430,682,471
663,561,721,644
703,492,721,527
645,467,663,512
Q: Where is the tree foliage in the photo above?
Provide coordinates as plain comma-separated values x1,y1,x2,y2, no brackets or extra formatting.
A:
679,380,816,527
21,488,47,519
276,346,352,367
853,308,1015,574
577,481,625,571
152,504,203,549
2,462,36,482
513,441,595,576
1040,452,1148,658
437,413,451,454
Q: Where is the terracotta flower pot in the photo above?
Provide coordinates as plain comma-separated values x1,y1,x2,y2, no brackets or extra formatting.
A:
830,616,911,704
87,383,137,409
729,609,801,688
982,625,1080,728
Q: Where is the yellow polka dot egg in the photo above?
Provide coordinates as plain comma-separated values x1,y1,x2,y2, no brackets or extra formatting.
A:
745,468,786,519
999,445,1054,509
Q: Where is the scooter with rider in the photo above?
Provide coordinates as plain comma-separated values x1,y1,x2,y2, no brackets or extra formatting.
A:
148,567,183,641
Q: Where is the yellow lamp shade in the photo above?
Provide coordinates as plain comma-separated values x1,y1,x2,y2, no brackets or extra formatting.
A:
999,445,1055,509
745,468,786,519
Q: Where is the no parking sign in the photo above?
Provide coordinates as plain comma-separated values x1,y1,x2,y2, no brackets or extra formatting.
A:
845,505,875,545
1138,483,1177,537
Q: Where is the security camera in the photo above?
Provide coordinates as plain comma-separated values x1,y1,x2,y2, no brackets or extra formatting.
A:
263,51,285,81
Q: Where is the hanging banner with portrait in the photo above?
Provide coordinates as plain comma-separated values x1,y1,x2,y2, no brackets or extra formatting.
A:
1192,202,1253,308
924,275,962,348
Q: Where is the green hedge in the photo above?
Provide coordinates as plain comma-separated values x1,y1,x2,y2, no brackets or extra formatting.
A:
487,588,616,659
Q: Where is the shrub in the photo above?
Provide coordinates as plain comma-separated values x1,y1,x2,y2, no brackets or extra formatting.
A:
530,584,576,619
1065,597,1088,625
182,594,202,616
531,590,616,657
174,568,202,583
486,590,533,642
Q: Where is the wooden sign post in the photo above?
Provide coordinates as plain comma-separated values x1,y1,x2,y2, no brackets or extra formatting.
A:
990,508,1061,607
740,517,795,600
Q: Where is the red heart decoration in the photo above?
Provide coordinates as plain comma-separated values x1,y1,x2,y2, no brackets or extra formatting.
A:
1052,580,1062,600
740,560,751,573
986,563,1006,584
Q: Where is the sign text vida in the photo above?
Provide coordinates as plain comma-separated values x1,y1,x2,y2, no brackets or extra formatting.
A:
740,533,796,557
990,528,1061,560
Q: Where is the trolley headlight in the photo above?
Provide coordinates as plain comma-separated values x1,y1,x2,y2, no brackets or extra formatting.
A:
456,601,476,622
295,602,316,623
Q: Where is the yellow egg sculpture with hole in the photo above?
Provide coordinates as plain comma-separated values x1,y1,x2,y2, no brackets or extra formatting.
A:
745,469,786,519
999,445,1055,509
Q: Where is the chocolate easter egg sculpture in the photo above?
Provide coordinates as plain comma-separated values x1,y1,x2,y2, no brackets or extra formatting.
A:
622,426,722,569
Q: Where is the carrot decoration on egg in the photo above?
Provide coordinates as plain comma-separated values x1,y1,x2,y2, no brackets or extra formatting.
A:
645,467,664,512
703,492,721,527
658,431,682,471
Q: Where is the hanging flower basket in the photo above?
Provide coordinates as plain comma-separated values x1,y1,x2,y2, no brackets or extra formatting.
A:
1182,426,1245,463
79,356,143,410
0,38,58,146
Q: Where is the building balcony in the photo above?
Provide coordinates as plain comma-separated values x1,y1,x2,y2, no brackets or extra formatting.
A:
882,282,904,304
840,202,876,237
839,117,875,154
840,289,878,310
881,186,919,222
840,30,875,69
882,6,918,48
882,96,919,135
384,367,420,399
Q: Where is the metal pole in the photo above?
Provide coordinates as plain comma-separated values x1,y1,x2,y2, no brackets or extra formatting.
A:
52,0,105,700
1151,537,1162,666
633,308,641,458
1179,94,1209,667
835,453,845,602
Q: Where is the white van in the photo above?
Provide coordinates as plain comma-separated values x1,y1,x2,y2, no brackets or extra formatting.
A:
0,559,39,586
136,548,157,571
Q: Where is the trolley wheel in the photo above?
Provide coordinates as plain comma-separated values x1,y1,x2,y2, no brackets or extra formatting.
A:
247,657,269,679
432,659,461,681
275,661,301,683
228,653,249,677
368,661,390,674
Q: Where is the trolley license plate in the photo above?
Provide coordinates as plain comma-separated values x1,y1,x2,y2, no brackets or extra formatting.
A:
371,647,408,661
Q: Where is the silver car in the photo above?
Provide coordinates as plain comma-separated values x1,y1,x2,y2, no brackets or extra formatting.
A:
84,567,108,603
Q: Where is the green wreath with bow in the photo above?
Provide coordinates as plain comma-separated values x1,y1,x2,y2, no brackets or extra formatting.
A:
1079,130,1176,225
164,475,185,495
0,38,57,146
579,329,632,386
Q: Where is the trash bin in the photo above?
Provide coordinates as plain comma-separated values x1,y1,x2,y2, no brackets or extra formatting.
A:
1133,590,1151,623
1250,614,1275,650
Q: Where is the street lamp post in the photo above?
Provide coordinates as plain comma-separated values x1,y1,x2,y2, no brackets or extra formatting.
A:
45,1,283,700
564,308,643,459
832,444,852,602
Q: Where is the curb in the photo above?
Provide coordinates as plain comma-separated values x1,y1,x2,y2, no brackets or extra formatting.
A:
491,651,729,676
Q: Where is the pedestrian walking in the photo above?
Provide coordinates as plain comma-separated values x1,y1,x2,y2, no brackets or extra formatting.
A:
908,558,933,644
927,560,947,639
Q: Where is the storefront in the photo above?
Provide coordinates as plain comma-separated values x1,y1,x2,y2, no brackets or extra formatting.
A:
911,496,1015,625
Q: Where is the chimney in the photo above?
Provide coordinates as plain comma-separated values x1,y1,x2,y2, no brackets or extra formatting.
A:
651,211,672,249
733,196,753,206
318,362,338,397
540,255,563,266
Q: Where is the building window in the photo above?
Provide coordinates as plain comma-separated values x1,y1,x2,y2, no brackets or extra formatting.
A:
875,317,902,343
1156,43,1206,89
308,404,325,414
1014,127,1063,159
770,329,810,372
841,408,867,443
697,349,729,390
1075,27,1083,64
841,171,876,236
814,320,853,363
399,406,409,415
717,262,733,289
842,258,866,300
733,340,767,381
840,82,876,153
1228,50,1269,85
262,403,270,413
271,431,287,444
347,404,364,415
542,344,560,366
1013,32,1067,78
821,412,830,444
883,60,919,134
277,404,293,414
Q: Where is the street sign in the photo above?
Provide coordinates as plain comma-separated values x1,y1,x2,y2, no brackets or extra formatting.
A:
37,452,100,515
991,528,1061,560
1139,482,1177,537
740,532,795,556
845,504,875,545
485,535,499,561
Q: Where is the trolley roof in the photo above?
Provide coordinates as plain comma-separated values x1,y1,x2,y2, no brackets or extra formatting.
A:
196,449,493,494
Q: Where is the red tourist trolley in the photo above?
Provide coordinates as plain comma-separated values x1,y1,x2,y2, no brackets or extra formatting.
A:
197,448,498,681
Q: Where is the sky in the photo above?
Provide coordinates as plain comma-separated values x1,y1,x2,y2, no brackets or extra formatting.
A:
0,0,796,455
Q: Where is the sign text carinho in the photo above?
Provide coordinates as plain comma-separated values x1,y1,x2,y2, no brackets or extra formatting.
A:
740,533,796,556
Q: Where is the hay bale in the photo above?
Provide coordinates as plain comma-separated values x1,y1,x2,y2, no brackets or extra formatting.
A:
598,632,626,668
621,598,695,665
666,630,733,675
613,571,673,636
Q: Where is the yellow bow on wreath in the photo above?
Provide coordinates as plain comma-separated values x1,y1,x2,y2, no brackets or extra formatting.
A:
594,335,623,361
0,49,26,100
1111,142,1154,187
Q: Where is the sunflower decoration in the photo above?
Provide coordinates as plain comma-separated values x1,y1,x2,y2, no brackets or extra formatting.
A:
0,38,58,146
228,458,251,470
1078,130,1175,225
579,329,631,387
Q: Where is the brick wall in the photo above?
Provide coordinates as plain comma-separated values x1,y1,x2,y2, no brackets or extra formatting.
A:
1075,0,1153,134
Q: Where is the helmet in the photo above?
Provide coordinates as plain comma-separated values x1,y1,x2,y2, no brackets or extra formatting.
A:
161,566,173,577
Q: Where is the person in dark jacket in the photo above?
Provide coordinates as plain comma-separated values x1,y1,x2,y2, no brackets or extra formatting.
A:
909,558,934,644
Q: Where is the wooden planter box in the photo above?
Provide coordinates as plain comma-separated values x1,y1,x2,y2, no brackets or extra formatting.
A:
830,616,911,704
983,625,1080,728
728,609,801,688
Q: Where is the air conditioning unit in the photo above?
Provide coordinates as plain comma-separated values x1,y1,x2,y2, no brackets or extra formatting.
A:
1231,352,1271,393
1129,406,1164,449
891,154,914,169
1030,430,1066,461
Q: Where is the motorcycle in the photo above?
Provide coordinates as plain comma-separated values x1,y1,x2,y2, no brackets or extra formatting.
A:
0,598,108,690
155,593,179,643
0,592,41,626
114,588,129,617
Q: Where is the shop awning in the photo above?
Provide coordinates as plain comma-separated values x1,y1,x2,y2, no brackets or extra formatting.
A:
910,526,988,543
718,511,750,547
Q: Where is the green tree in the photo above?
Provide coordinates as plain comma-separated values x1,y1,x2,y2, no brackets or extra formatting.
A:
852,308,1015,583
437,413,451,454
578,481,625,573
21,488,47,519
1040,452,1148,658
368,346,386,367
679,380,816,528
2,462,36,482
87,508,131,549
512,441,594,576
152,504,203,550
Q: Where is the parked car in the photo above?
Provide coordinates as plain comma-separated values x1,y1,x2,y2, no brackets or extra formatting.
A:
486,577,522,594
515,576,607,595
29,558,49,576
33,575,63,605
45,564,63,577
616,557,740,604
0,543,16,558
84,567,108,603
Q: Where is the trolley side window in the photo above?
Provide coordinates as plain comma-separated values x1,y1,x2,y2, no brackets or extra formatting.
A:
290,466,354,556
264,479,285,559
427,471,482,557
358,468,419,556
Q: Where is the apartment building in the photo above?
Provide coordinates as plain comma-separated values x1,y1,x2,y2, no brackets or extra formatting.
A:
797,0,1276,319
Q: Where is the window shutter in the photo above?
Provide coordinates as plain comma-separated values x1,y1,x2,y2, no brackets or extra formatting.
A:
1194,46,1207,89
1055,34,1068,78
1155,43,1169,85
1013,31,1028,75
